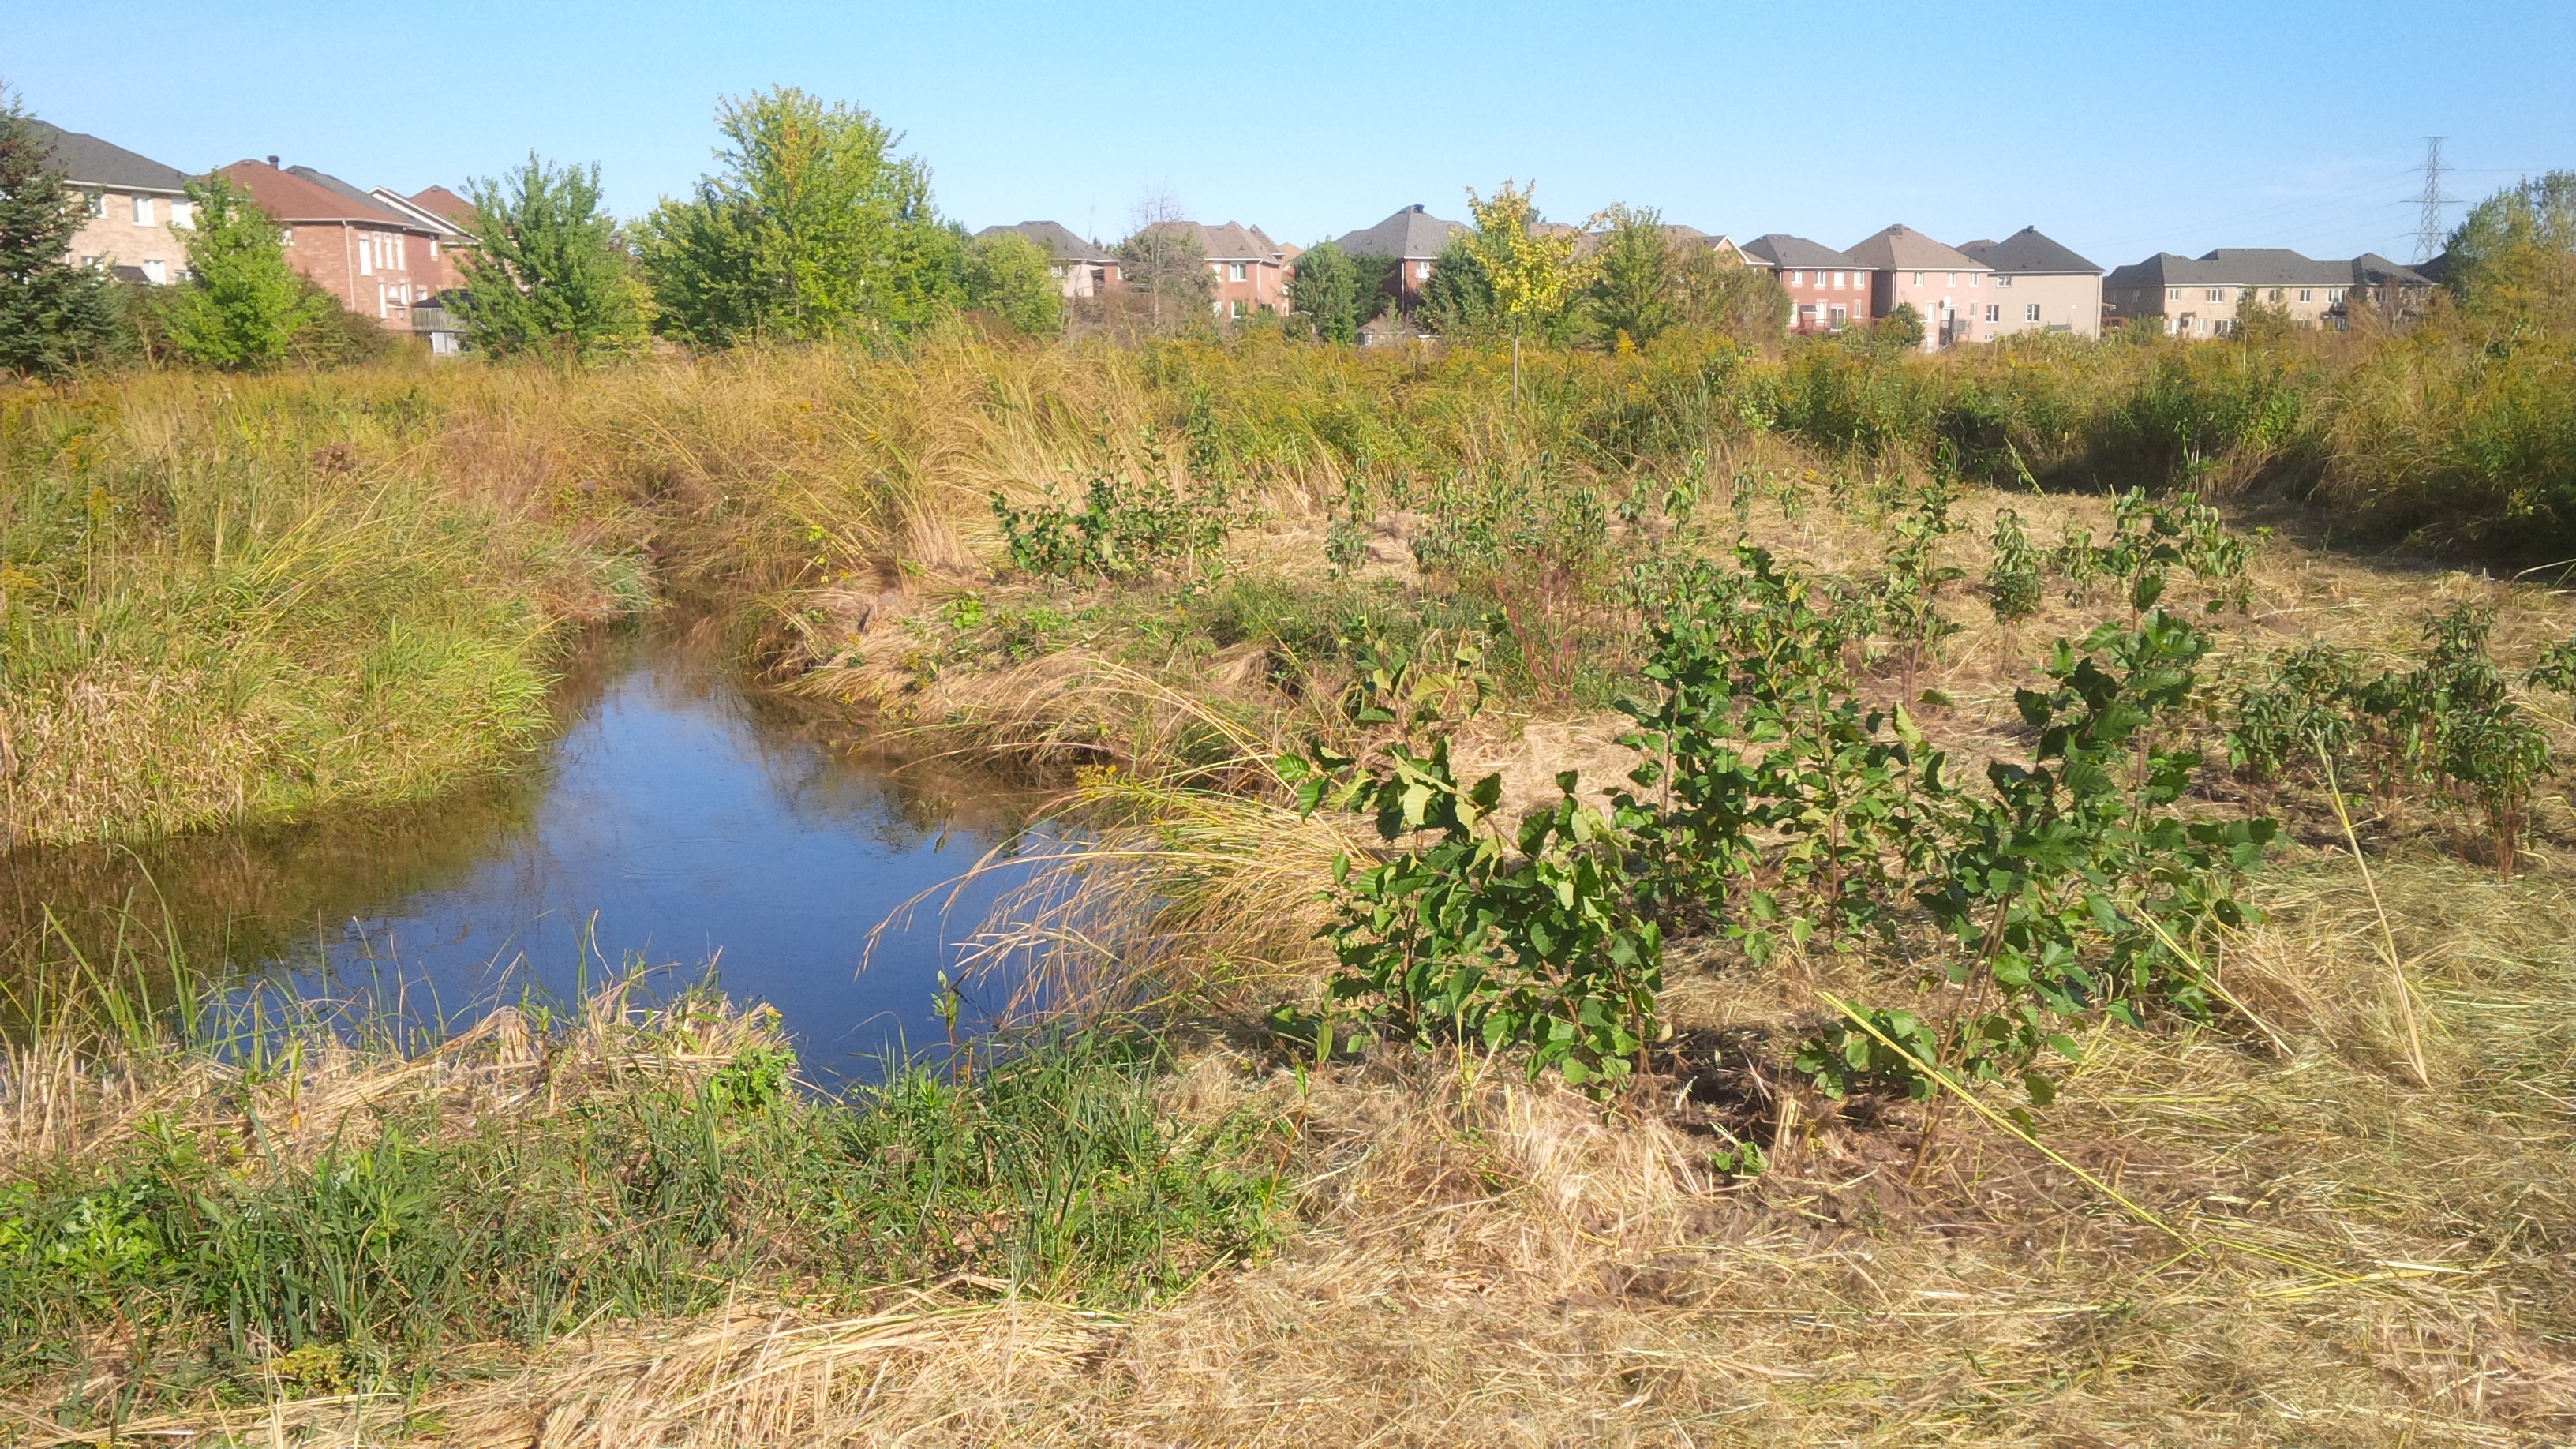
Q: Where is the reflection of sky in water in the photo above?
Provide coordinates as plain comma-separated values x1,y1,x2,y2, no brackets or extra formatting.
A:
301,657,1035,1084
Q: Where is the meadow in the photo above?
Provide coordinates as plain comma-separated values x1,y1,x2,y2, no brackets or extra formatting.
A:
3,310,2575,1445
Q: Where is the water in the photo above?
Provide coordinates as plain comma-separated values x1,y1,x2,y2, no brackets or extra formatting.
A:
2,628,1052,1084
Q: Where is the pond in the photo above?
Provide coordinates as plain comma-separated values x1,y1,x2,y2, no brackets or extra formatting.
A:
1,626,1053,1086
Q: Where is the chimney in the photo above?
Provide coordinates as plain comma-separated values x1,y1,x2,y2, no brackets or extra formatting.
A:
267,155,279,167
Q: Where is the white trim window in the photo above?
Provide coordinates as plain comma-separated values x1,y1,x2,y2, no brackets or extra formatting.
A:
132,195,154,224
1226,261,1248,282
171,200,194,229
87,191,107,218
141,258,167,284
2024,303,2040,322
358,234,373,275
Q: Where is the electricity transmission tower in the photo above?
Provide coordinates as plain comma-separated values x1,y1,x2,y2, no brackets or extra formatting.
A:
2415,137,2450,262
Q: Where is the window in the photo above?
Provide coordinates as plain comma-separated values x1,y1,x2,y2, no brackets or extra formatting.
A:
2297,288,2312,302
2206,288,2225,303
428,239,438,260
358,235,373,275
1984,303,2000,322
1789,271,1803,286
279,227,294,246
1829,304,1848,328
141,259,166,284
1416,260,1430,279
2024,303,2040,322
2268,288,2283,302
80,255,103,269
1995,273,2012,286
1230,299,1247,319
2166,287,2181,301
132,195,153,224
1090,267,1106,289
1912,271,1923,285
171,200,193,230
391,235,404,271
1969,272,1979,287
1829,271,1841,289
86,191,107,217
2327,287,2345,303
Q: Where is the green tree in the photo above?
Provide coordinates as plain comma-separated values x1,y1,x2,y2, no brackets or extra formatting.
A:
1417,236,1497,338
1287,239,1362,343
0,98,117,376
1674,245,1789,340
1115,207,1211,331
1462,181,1594,401
456,154,645,360
1586,203,1676,350
637,88,957,346
1878,301,1926,350
164,173,324,371
2442,171,2576,331
960,228,1062,335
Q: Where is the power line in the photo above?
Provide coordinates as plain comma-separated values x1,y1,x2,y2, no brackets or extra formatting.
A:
2416,137,2450,262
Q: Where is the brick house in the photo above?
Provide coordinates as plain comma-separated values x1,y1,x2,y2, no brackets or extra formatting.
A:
1739,234,1873,334
1956,227,2103,339
1334,204,1468,309
2103,249,2433,335
216,159,456,332
973,221,1121,298
1135,221,1300,317
34,120,193,285
1845,225,1994,350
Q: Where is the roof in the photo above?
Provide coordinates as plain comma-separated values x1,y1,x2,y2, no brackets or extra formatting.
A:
368,188,469,237
1957,226,2099,275
409,186,475,224
975,220,1110,264
2102,248,2420,290
1334,204,1467,260
1138,219,1282,263
1739,234,1863,270
219,161,432,228
28,119,190,193
1844,224,1986,273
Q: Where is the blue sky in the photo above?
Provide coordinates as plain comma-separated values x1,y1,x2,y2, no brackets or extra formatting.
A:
11,0,2571,267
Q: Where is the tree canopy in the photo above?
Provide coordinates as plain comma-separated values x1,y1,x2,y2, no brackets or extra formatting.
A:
0,99,116,377
960,228,1062,335
638,88,957,345
457,155,646,360
163,173,326,371
1586,204,1677,349
2443,171,2576,332
1287,240,1363,343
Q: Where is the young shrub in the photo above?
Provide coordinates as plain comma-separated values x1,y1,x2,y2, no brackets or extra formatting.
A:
1986,507,2043,622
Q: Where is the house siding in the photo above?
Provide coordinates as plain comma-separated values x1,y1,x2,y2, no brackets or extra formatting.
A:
65,187,189,283
1980,271,2102,339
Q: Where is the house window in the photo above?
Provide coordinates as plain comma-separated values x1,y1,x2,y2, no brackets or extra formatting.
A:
1091,268,1106,289
2269,288,2283,302
2024,303,2040,322
1995,274,2012,286
358,236,373,275
2297,288,2312,302
1985,304,2000,322
1788,271,1803,286
2167,287,2180,301
1415,260,1430,279
141,259,166,284
429,239,438,260
1946,272,1956,286
171,200,193,229
2206,288,2225,303
1829,304,1848,328
1970,272,1980,286
1227,262,1248,282
132,195,153,224
1230,299,1247,318
391,235,404,271
279,227,294,246
2327,287,2346,303
80,255,104,269
1912,272,1923,285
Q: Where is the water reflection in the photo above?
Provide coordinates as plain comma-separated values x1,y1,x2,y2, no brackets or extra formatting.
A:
2,627,1048,1083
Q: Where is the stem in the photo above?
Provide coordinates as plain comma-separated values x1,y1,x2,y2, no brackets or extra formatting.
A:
2316,736,2429,1088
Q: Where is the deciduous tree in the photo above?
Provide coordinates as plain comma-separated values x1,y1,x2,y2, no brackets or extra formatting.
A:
1586,204,1676,350
960,228,1062,335
1462,181,1593,401
1114,193,1211,331
457,154,646,360
164,173,324,371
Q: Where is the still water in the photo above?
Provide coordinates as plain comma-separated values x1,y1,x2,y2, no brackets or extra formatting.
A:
3,629,1048,1084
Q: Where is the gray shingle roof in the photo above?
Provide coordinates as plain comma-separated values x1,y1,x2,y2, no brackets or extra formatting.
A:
1844,224,1986,273
27,119,189,193
286,166,414,223
974,221,1110,264
2104,248,2428,290
1957,227,2099,275
1334,204,1466,260
1739,234,1863,270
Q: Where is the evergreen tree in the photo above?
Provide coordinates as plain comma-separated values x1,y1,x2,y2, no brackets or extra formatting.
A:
1417,235,1496,338
638,88,958,346
457,154,646,359
1287,240,1361,343
0,99,117,377
165,173,324,371
959,228,1061,335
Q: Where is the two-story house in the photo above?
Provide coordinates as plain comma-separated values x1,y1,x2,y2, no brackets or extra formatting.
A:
217,159,454,332
1739,234,1874,334
1135,221,1300,318
1845,225,1994,350
1334,204,1468,310
34,121,193,285
2102,249,2432,335
973,221,1122,298
1956,227,2104,339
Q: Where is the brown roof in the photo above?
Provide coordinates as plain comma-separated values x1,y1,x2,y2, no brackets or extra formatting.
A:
217,160,425,228
1141,220,1284,263
408,186,475,224
1844,223,1986,274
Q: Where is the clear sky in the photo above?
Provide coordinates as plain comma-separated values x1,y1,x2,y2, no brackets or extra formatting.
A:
10,0,2571,268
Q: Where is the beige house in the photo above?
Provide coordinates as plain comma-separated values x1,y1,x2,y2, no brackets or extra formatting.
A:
1844,225,1994,350
2102,249,2432,335
1956,227,2102,339
35,121,193,285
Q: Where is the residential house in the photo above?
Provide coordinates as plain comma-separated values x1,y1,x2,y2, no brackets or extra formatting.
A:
1136,220,1299,318
1955,227,2102,339
973,221,1121,298
217,159,453,333
2101,249,2432,335
1334,204,1468,309
1739,234,1872,334
35,120,193,285
1845,225,1994,349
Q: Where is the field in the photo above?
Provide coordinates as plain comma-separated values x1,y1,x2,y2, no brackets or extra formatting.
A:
3,319,2575,1446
